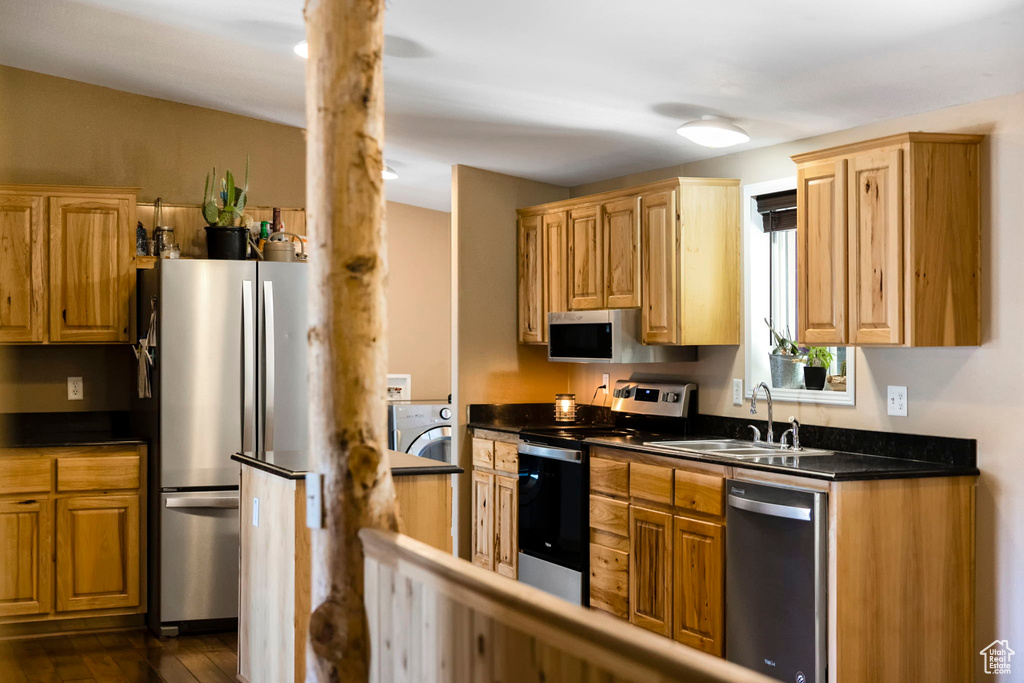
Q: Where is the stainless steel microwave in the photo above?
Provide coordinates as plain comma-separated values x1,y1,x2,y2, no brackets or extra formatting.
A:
546,310,697,363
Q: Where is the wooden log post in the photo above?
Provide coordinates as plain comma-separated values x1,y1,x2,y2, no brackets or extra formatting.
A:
304,0,398,680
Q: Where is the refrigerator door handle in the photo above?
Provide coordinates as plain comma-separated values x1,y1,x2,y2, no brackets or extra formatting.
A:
242,281,255,453
263,280,276,452
165,496,240,509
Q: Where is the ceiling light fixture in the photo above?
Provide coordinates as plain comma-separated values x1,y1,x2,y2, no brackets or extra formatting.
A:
382,166,398,180
294,41,308,59
675,115,750,148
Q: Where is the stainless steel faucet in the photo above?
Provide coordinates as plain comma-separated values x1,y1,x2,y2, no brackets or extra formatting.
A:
779,416,801,451
749,382,774,443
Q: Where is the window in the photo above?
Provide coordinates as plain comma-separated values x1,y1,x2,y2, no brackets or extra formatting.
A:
743,179,854,405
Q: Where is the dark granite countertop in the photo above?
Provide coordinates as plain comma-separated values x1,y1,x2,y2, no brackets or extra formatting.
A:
0,411,145,449
232,450,463,481
0,434,147,449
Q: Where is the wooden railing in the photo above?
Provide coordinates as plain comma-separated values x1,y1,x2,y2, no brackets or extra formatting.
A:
361,529,775,683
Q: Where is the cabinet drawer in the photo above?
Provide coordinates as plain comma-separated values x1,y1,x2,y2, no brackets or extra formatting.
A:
591,457,628,498
590,494,629,541
471,438,494,469
494,441,518,473
629,463,673,505
674,469,725,517
57,454,140,492
590,544,628,619
0,457,52,495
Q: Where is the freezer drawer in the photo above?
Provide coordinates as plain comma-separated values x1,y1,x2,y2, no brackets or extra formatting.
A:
160,490,240,624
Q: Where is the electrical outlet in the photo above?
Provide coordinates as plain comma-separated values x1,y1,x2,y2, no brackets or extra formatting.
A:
733,378,743,406
67,377,83,401
252,497,260,527
601,373,610,392
887,385,908,416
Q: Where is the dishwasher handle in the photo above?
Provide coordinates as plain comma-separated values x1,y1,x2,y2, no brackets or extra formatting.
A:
165,496,240,510
728,494,812,521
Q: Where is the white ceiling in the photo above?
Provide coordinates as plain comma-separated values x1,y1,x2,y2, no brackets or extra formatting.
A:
3,0,1024,211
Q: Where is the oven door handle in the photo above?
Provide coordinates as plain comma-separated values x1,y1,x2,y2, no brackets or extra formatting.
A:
519,443,582,463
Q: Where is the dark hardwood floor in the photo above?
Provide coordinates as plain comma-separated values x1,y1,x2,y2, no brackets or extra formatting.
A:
0,630,238,682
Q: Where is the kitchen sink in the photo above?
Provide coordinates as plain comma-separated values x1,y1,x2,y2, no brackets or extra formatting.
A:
643,439,833,458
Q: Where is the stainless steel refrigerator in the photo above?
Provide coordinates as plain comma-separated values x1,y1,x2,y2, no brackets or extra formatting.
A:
135,259,308,635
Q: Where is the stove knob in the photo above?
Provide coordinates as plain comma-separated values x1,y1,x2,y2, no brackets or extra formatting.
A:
662,392,680,403
440,408,452,420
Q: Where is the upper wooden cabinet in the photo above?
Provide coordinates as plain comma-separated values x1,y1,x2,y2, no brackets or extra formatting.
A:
793,133,982,346
0,185,138,344
517,177,740,346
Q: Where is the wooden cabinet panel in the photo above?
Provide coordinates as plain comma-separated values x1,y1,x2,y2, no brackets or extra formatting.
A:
48,196,133,342
603,197,640,308
472,438,495,469
56,454,140,492
495,474,518,579
629,506,672,636
798,160,848,345
493,441,518,474
629,463,673,506
590,455,628,498
0,194,47,342
590,544,628,619
0,499,52,618
56,494,140,612
848,149,903,345
471,471,494,570
590,494,629,540
542,211,569,316
673,469,724,517
672,516,724,656
517,214,545,344
640,190,679,344
568,205,604,310
0,457,52,495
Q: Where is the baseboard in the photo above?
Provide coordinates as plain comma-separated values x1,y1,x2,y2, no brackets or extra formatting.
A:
0,614,145,640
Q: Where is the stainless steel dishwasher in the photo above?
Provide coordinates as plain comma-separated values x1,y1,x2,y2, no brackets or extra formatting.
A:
726,479,827,683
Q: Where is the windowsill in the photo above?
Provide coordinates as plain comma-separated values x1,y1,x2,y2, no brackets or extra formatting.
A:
745,385,855,406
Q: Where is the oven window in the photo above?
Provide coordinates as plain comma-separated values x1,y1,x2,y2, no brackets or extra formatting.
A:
548,323,613,359
518,454,584,569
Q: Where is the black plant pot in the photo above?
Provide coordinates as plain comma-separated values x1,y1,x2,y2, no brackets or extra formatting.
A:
803,366,827,391
205,226,249,260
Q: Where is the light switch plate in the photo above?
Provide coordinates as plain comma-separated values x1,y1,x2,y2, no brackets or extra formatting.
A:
305,473,324,529
67,377,84,401
252,497,259,527
733,379,743,406
887,386,908,416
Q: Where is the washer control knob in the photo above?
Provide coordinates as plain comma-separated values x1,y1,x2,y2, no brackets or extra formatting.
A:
439,407,452,420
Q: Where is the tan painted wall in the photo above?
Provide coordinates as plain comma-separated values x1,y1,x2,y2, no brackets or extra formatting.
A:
0,66,451,413
566,91,1023,671
453,165,570,554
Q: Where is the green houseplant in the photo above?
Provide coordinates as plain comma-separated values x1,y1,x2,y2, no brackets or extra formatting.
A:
202,159,251,259
765,319,802,389
801,346,834,390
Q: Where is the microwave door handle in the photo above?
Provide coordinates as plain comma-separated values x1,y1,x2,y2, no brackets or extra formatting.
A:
728,494,812,521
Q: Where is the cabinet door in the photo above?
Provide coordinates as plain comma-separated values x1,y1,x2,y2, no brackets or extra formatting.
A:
471,471,495,570
49,196,133,342
517,214,546,344
797,160,848,345
629,505,672,636
640,190,680,344
56,495,140,612
673,515,724,656
0,499,52,618
848,149,904,345
603,197,640,309
568,205,604,310
542,211,568,317
0,194,47,342
495,474,518,579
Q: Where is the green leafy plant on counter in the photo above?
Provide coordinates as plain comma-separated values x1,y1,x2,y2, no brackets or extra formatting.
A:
802,346,835,369
202,157,249,226
765,318,799,356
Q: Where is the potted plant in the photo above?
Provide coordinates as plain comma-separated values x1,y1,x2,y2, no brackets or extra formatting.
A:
202,159,250,259
801,346,834,390
765,319,802,389
828,359,848,391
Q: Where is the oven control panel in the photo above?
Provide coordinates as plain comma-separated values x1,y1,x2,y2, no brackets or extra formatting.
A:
610,380,695,418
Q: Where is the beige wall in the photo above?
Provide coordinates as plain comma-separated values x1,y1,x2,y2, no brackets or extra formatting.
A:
453,165,570,553
565,91,1023,671
0,66,452,414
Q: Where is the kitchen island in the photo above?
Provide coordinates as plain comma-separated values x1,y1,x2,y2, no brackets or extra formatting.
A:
232,449,462,683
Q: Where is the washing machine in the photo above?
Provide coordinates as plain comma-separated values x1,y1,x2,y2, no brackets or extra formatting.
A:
388,401,453,463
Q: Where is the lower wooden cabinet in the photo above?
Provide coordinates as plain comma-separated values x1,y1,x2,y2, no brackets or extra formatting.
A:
470,435,520,579
590,543,628,618
471,471,494,570
672,515,724,656
629,505,673,636
495,474,518,578
0,498,52,618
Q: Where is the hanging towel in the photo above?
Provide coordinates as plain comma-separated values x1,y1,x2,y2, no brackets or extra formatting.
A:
135,299,157,398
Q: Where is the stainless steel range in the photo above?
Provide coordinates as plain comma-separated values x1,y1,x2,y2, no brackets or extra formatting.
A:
516,380,696,604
